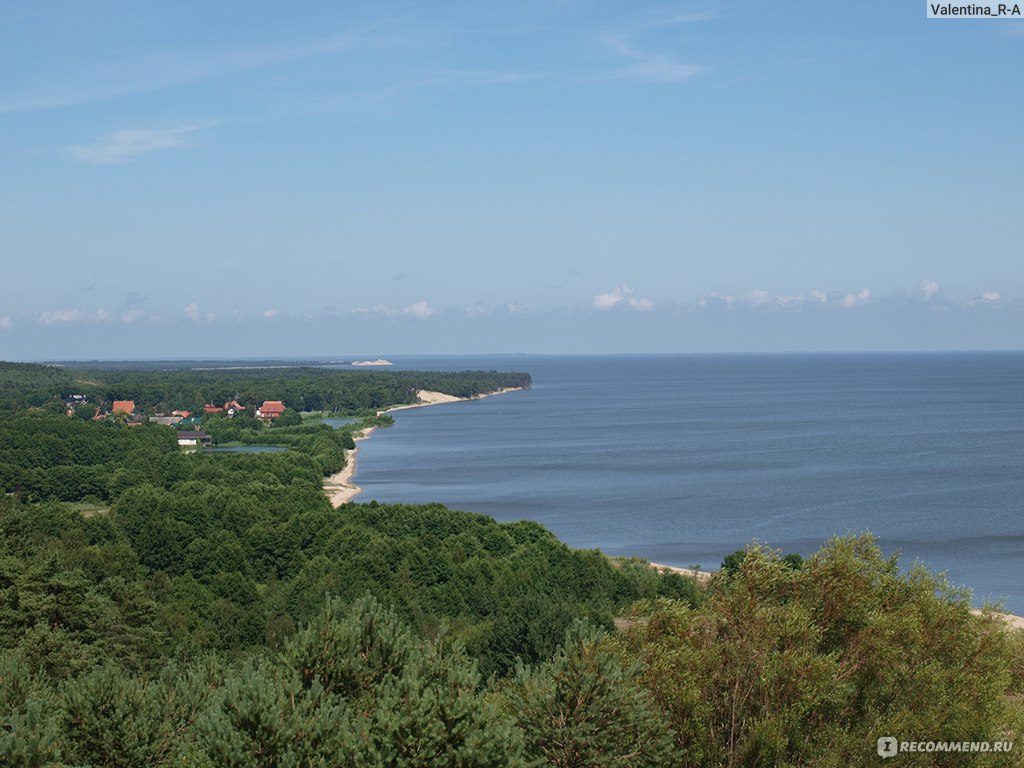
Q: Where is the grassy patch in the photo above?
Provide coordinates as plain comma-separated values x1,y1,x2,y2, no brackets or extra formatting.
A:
68,500,110,517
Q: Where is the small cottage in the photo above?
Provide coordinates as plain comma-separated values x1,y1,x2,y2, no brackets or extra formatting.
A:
177,430,212,447
256,400,286,419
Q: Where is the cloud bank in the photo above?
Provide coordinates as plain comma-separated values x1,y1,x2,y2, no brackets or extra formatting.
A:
593,284,654,311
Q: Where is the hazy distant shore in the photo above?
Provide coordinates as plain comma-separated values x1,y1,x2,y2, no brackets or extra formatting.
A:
323,387,525,507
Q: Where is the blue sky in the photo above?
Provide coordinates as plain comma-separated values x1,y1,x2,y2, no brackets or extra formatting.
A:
2,1,1022,358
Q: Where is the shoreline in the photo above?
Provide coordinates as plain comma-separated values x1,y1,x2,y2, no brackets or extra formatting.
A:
320,389,1024,631
647,562,1023,630
323,386,525,507
648,561,714,584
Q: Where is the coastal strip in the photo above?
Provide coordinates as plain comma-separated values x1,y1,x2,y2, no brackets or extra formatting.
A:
647,563,1024,630
971,608,1024,632
648,561,714,584
323,387,524,507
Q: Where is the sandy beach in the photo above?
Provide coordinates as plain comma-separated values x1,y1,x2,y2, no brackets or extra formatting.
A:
649,562,714,584
384,387,524,413
323,387,524,507
322,425,378,506
972,608,1024,632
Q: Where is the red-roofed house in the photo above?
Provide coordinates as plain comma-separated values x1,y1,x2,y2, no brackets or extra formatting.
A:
112,400,135,415
256,400,286,419
203,404,224,414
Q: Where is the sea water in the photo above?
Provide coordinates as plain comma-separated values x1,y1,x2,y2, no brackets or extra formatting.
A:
351,354,1024,612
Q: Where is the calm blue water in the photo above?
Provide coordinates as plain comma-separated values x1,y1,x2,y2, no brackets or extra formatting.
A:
353,354,1024,612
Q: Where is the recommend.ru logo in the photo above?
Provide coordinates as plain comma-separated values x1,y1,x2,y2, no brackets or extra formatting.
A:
877,736,1014,758
878,737,898,758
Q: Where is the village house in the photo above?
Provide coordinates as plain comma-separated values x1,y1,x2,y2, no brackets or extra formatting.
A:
112,400,135,415
256,400,286,419
63,394,87,416
176,430,211,447
150,415,184,426
204,400,247,416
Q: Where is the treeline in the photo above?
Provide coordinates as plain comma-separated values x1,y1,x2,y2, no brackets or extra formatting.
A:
2,506,1021,766
0,360,527,505
0,361,531,414
0,362,76,412
0,413,352,504
0,493,692,677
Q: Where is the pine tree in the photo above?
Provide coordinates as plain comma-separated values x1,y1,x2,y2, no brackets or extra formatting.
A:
504,623,680,768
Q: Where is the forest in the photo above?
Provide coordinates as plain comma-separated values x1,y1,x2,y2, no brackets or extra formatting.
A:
1,361,1022,766
0,361,532,414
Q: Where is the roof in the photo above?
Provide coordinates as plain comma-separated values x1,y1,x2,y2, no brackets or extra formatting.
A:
258,400,286,414
112,400,135,413
204,404,224,413
176,430,208,439
150,416,183,426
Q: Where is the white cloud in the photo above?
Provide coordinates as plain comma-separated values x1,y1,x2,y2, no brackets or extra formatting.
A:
184,302,214,323
699,289,830,309
592,284,654,311
605,37,703,82
506,302,531,314
420,70,543,87
263,308,279,318
402,301,435,318
599,11,709,84
352,301,437,318
121,309,146,323
2,32,368,115
694,284,1020,313
966,291,1003,307
698,292,736,307
840,289,871,308
746,289,772,306
70,125,203,165
38,308,113,325
745,289,804,307
0,316,13,330
39,309,83,325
